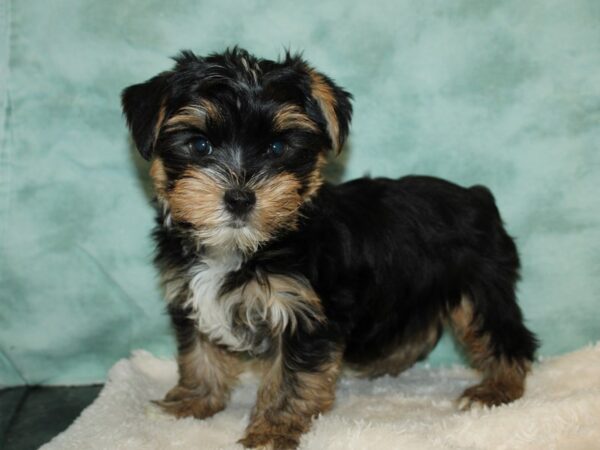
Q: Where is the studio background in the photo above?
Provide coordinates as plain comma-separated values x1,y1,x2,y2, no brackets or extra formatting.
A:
1,0,598,386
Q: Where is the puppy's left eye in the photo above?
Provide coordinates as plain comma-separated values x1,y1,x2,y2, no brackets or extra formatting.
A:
188,136,213,156
267,141,286,157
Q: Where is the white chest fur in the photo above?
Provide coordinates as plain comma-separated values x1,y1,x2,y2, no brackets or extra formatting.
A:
184,253,247,350
181,251,324,352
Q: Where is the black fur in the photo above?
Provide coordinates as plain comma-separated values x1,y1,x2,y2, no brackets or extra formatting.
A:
122,48,538,449
256,176,538,365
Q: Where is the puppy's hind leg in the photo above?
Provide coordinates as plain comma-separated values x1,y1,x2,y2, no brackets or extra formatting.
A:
449,288,538,410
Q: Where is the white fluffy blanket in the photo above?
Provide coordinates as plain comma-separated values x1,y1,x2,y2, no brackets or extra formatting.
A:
43,344,600,450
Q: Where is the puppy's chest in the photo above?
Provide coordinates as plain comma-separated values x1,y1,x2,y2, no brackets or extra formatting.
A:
180,255,262,352
175,254,319,354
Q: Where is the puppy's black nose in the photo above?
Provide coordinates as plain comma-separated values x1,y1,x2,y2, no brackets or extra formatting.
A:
223,189,256,215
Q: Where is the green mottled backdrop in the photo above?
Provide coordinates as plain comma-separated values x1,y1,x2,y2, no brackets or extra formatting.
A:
1,0,599,385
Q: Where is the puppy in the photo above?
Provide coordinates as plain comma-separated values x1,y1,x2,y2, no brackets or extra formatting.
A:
122,48,538,449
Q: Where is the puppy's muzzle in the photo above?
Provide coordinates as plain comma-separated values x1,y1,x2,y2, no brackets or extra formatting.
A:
224,188,256,217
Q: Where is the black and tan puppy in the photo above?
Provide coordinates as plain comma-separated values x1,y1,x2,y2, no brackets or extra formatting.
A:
122,48,538,449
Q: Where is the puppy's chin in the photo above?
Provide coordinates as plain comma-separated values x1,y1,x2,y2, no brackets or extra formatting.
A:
195,221,268,255
228,218,248,229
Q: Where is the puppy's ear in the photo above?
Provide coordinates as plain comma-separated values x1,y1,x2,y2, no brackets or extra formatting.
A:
307,70,353,154
121,72,170,160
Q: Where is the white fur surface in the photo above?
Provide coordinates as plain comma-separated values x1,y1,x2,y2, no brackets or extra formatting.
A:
42,344,600,450
186,255,245,350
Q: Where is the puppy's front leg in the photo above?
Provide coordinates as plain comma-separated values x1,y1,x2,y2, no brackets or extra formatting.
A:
156,305,242,419
240,337,342,449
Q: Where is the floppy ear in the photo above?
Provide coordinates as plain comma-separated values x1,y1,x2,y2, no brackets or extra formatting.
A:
121,72,170,160
308,70,353,154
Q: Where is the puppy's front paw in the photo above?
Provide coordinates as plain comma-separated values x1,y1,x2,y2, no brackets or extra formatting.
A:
162,384,207,402
238,432,299,450
153,385,224,419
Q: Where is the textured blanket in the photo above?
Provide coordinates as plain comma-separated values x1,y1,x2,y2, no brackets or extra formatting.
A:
43,344,600,449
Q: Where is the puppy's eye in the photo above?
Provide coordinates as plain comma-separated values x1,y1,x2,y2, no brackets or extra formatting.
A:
188,136,213,156
267,141,285,157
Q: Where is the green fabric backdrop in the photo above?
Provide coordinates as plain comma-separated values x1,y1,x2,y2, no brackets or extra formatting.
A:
1,0,599,386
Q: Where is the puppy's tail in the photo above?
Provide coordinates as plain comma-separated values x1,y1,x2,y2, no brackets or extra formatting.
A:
469,185,498,211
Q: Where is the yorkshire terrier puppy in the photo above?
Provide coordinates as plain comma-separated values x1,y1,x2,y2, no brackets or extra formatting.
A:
122,48,538,449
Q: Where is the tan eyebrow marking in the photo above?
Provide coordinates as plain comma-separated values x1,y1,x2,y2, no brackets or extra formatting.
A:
273,104,319,133
164,100,221,130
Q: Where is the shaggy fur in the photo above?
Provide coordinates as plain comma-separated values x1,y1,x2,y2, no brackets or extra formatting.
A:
121,48,538,449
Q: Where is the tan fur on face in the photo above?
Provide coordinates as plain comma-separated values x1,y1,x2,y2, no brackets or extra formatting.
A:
449,297,530,409
164,100,221,131
273,104,319,133
309,70,341,153
149,158,168,199
158,162,307,253
303,153,326,200
168,168,227,229
251,172,303,236
240,347,342,449
160,166,304,252
164,168,305,253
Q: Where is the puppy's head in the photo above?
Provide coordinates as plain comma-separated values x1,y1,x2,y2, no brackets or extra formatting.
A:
122,48,352,254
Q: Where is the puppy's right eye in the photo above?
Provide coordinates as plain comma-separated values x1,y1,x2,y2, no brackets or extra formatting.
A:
188,136,213,156
267,140,286,157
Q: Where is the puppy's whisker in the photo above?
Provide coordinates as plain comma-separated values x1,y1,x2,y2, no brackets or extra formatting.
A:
246,170,271,189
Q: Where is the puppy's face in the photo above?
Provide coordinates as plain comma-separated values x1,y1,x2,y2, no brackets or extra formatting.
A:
122,49,352,253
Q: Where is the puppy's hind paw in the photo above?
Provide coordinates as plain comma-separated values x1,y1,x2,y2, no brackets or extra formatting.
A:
457,393,487,411
458,379,524,411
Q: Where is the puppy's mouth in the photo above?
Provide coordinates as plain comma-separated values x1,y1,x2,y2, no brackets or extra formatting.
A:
228,218,249,229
